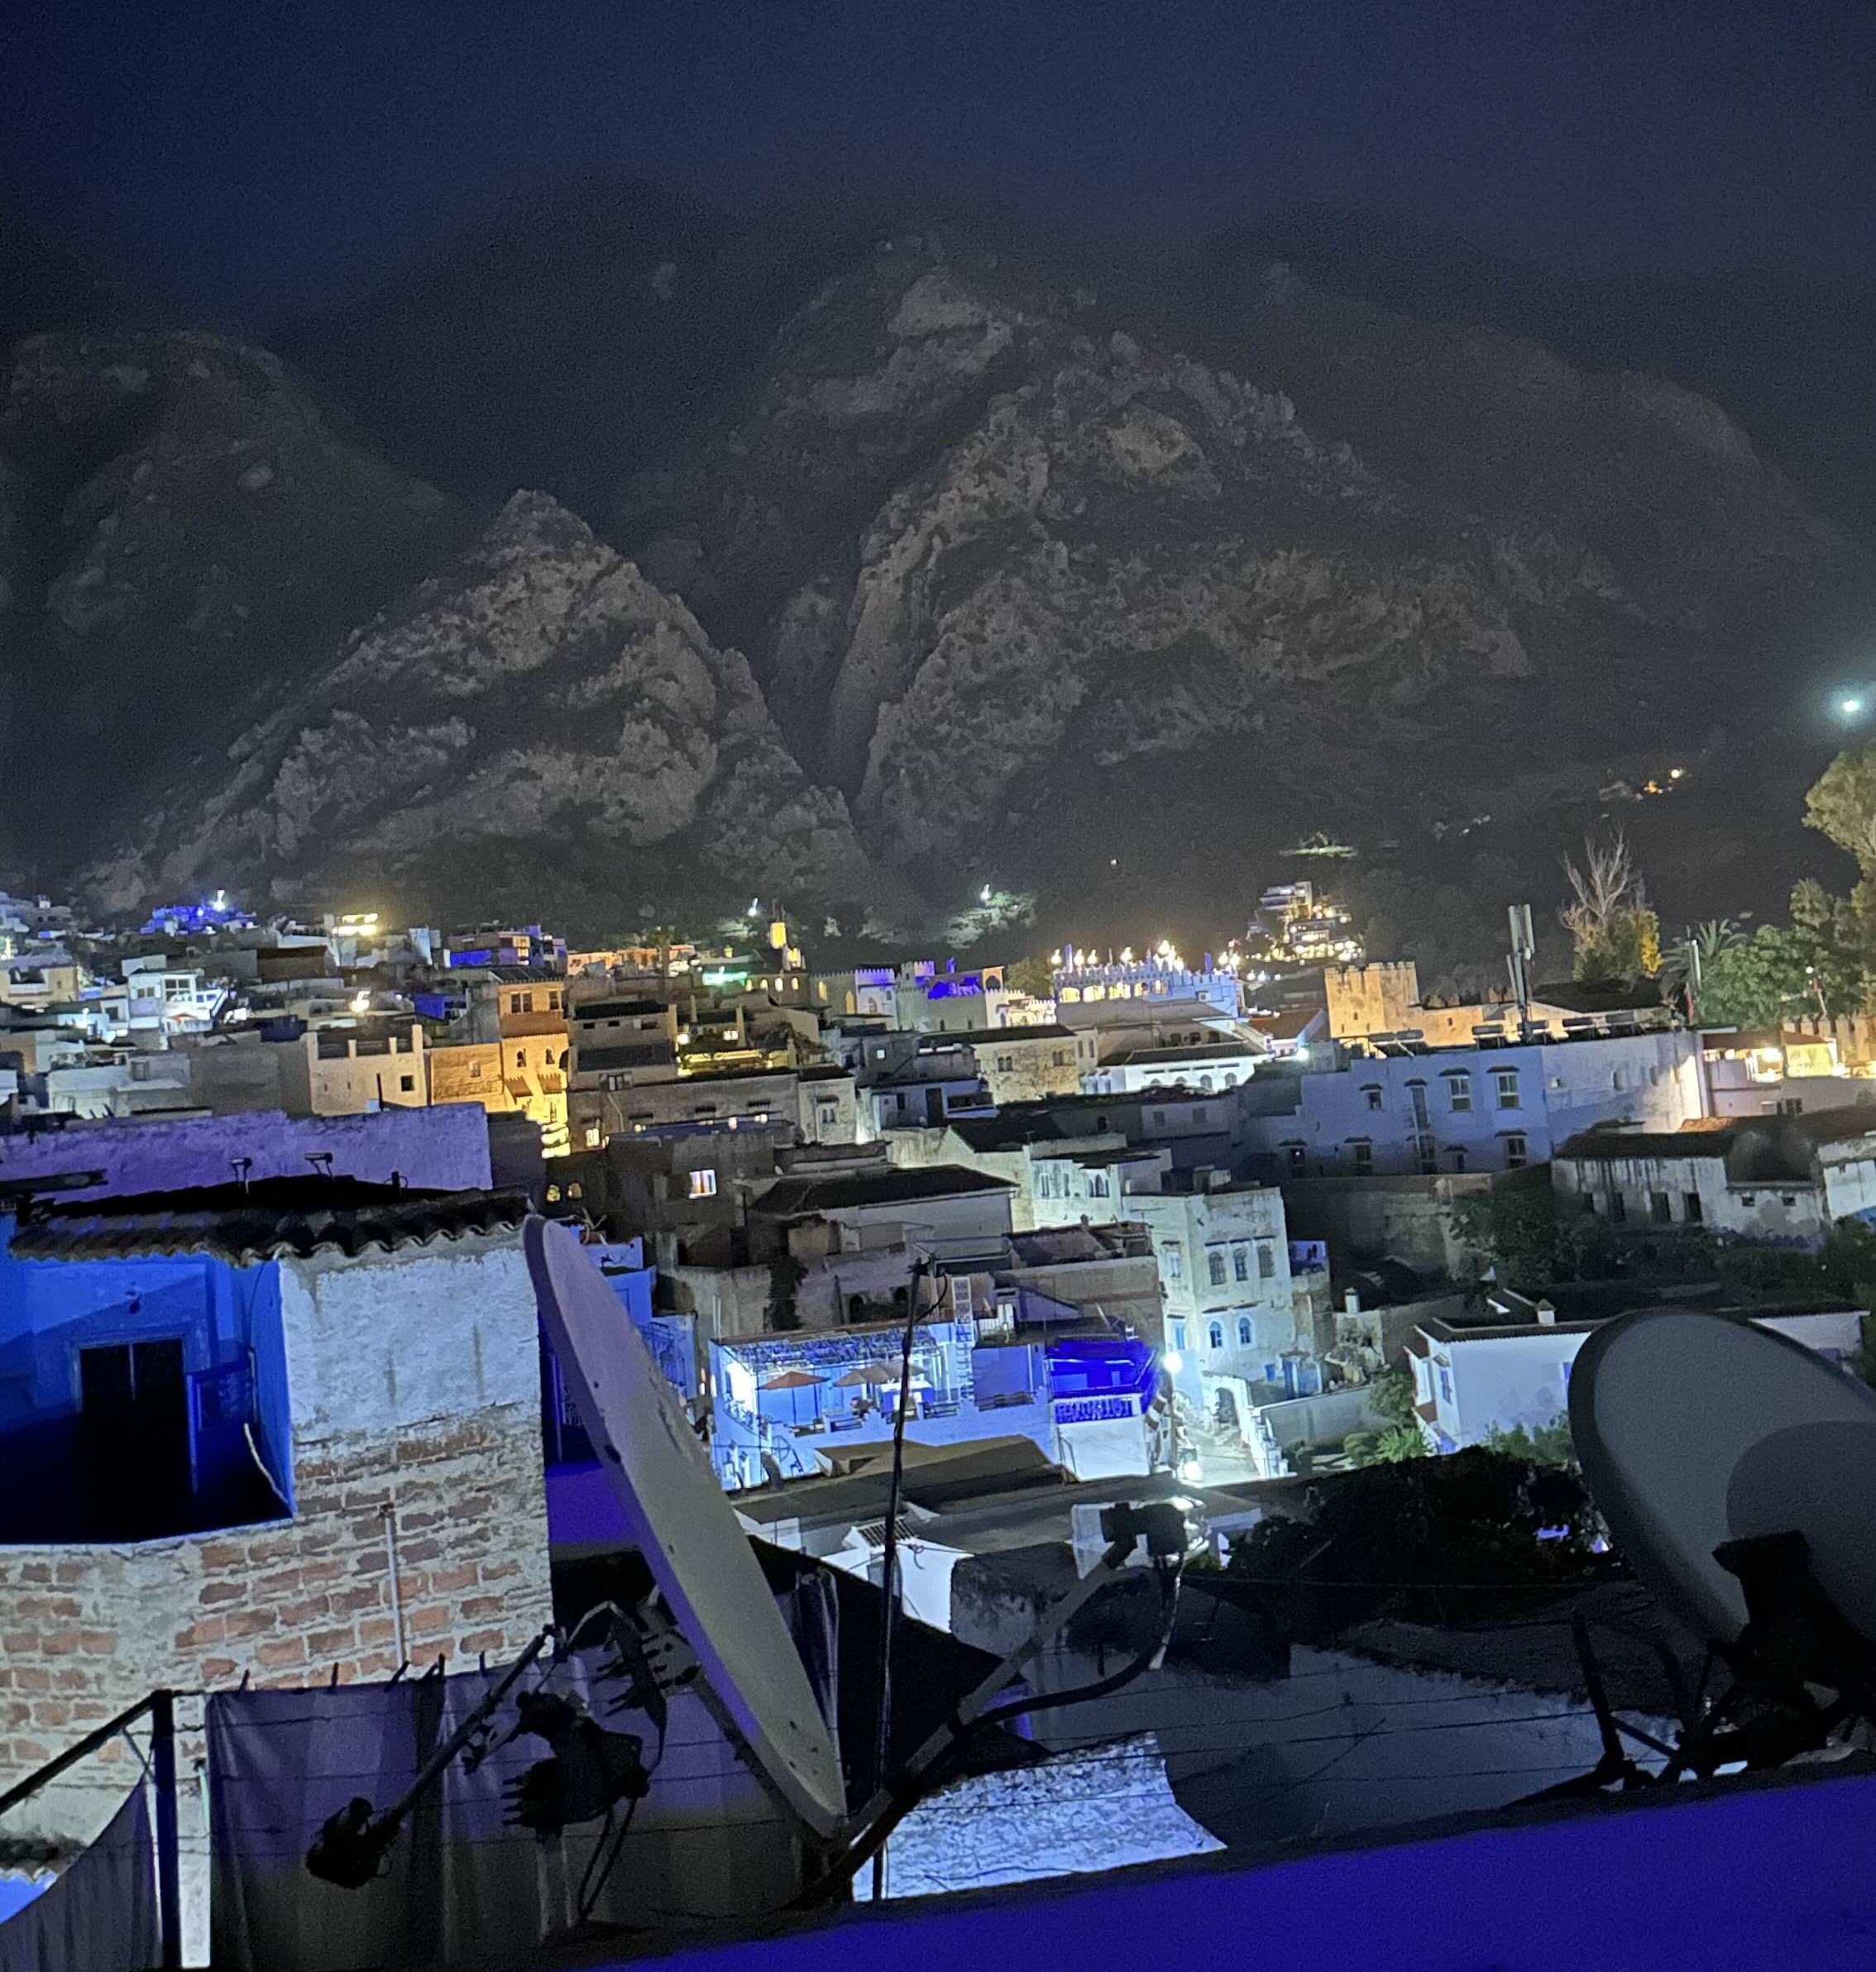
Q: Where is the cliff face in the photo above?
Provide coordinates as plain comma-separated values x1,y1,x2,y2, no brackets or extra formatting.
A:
0,330,465,856
10,215,1869,932
618,232,1864,899
96,493,873,926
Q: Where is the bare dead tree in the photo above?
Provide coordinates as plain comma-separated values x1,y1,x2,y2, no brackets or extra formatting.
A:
1558,831,1645,944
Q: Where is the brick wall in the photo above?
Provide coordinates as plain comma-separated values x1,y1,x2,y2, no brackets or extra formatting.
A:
0,1405,551,1816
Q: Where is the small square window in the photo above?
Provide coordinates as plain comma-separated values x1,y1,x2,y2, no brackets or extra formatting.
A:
1494,1069,1521,1109
399,1075,414,1093
1504,1134,1529,1169
1352,1141,1375,1175
1447,1075,1473,1112
1362,1084,1384,1111
688,1170,718,1199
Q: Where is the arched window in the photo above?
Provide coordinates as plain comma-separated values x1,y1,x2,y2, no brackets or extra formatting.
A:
1207,1320,1224,1352
1237,1316,1253,1347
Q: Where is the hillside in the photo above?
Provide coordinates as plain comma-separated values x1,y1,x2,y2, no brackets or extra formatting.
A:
0,329,467,866
3,199,1869,938
93,492,880,929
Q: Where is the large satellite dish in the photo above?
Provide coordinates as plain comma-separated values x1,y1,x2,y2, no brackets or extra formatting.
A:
524,1217,846,1836
1570,1309,1876,1647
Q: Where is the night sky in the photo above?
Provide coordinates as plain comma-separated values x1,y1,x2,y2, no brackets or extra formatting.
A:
5,0,1874,316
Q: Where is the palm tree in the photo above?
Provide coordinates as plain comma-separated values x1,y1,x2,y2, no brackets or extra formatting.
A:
1661,917,1740,1015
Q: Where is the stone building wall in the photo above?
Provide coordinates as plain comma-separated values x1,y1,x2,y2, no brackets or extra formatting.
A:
0,1232,553,1823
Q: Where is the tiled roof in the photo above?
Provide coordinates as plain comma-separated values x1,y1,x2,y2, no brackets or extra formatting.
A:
9,1178,532,1263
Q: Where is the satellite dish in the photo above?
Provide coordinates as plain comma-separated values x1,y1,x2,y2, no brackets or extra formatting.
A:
524,1217,846,1836
1571,1309,1876,1646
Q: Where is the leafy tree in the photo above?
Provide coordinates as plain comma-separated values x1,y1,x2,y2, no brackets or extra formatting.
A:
765,1253,806,1331
1559,832,1658,983
1484,1416,1576,1467
1346,1423,1429,1466
1223,1447,1601,1635
1806,744,1876,874
1448,1177,1599,1291
1692,883,1868,1026
1343,1368,1427,1465
1005,953,1055,998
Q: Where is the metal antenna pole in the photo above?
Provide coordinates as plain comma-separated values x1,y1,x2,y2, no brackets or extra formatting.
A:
869,1254,929,1901
151,1690,182,1970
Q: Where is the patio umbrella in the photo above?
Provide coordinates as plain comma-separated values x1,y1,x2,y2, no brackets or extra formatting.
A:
833,1360,907,1387
759,1367,826,1424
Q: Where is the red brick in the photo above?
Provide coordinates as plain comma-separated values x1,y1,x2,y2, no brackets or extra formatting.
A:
12,1739,50,1765
199,1541,246,1570
430,1564,477,1595
12,1668,51,1695
357,1617,395,1647
461,1628,506,1655
221,1608,279,1640
299,1559,346,1587
459,1594,505,1620
77,1629,115,1656
51,1668,92,1693
17,1563,51,1584
406,1604,451,1638
68,1699,112,1723
308,1624,357,1658
349,1650,400,1681
0,1703,29,1730
200,1658,238,1682
254,1635,308,1669
481,1560,521,1582
255,1567,304,1600
400,1539,443,1565
330,1584,385,1616
175,1618,227,1649
276,1595,333,1627
41,1629,84,1656
32,1699,72,1730
199,1581,244,1606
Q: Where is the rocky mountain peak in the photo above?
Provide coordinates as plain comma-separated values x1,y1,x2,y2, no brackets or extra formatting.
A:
92,490,878,928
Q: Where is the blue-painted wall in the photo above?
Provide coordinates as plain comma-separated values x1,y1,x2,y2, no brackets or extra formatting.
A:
0,1213,291,1539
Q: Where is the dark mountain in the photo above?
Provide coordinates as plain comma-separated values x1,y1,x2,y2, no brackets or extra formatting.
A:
0,201,116,346
96,492,883,931
0,330,469,873
1199,203,1876,532
2,186,1869,941
613,227,1865,919
276,173,859,516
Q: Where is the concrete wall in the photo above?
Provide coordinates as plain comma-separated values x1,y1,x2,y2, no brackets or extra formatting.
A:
1127,1189,1295,1400
1246,1031,1703,1178
1552,1149,1824,1246
971,1034,1084,1106
1283,1170,1500,1277
1323,963,1420,1039
0,1104,493,1199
